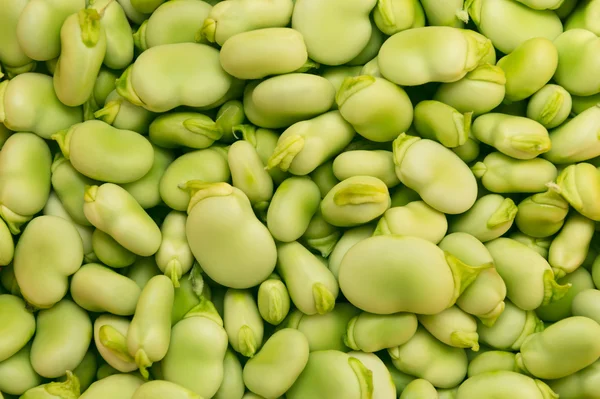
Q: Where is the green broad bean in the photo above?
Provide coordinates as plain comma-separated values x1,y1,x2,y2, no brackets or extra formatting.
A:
70,263,141,315
572,93,600,115
83,67,119,118
267,111,355,175
471,113,551,159
554,29,600,96
472,152,558,194
515,190,570,238
378,26,493,86
94,315,137,373
116,43,233,112
95,363,120,380
80,374,144,399
360,57,382,78
549,211,595,278
413,100,471,148
573,289,600,324
214,349,245,399
456,371,557,399
257,275,290,326
67,349,97,393
244,75,335,129
346,352,396,399
388,326,468,389
127,275,174,379
224,289,264,358
0,295,35,362
88,0,133,70
31,299,92,378
0,344,41,396
565,0,600,34
434,64,506,117
467,351,517,377
20,370,80,399
267,177,321,242
0,0,35,71
311,161,340,198
453,134,480,163
374,200,447,244
51,156,96,226
229,140,274,210
283,303,360,352
550,162,600,221
515,0,564,8
121,145,174,210
346,19,385,66
486,238,570,310
53,120,154,183
344,312,418,353
155,211,193,287
276,241,339,315
333,150,399,188
94,90,156,134
291,0,376,65
0,142,52,232
497,37,558,102
390,185,421,207
53,10,106,107
400,379,437,399
243,329,309,398
420,0,468,27
84,184,162,256
544,104,600,164
449,194,518,242
201,0,293,46
393,134,478,214
339,235,490,315
215,100,245,144
536,267,594,322
126,257,161,290
183,182,276,288
132,380,202,399
171,269,207,325
321,66,363,100
162,298,228,398
92,229,136,268
14,215,83,309
374,0,425,35
320,176,391,227
517,316,600,379
235,125,287,184
328,224,375,280
0,73,82,139
149,112,225,149
418,306,480,351
526,84,572,129
549,359,600,399
336,75,413,142
133,0,211,50
509,232,552,258
43,191,95,263
385,363,416,394
301,210,341,257
466,0,563,54
286,350,374,399
0,218,14,266
220,28,307,80
478,300,543,350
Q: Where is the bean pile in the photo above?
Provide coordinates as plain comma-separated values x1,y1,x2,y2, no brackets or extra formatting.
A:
1,0,600,398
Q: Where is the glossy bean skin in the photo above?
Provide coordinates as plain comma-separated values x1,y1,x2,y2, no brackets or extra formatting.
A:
339,235,490,315
80,374,145,399
0,0,35,71
116,43,233,113
95,90,156,135
155,211,193,287
393,134,478,214
53,120,154,184
455,371,558,399
214,349,245,399
378,26,493,86
344,312,418,353
467,351,518,377
0,73,82,139
149,112,223,149
84,184,162,257
92,229,137,268
515,190,569,238
375,201,447,244
94,315,138,373
224,289,264,358
418,306,480,351
134,0,212,50
548,211,595,278
551,162,600,221
572,289,600,324
400,379,437,399
257,275,291,326
549,359,600,399
184,182,276,289
51,155,97,226
70,263,141,315
0,295,35,363
478,301,543,351
374,0,426,35
89,0,134,69
536,267,595,322
30,299,92,378
14,215,83,309
526,84,572,129
20,370,80,399
333,150,399,188
517,316,600,379
413,100,471,148
132,380,203,399
0,133,51,233
347,351,396,399
0,344,42,396
53,10,107,106
229,140,274,210
127,275,174,379
466,0,563,54
554,29,600,96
